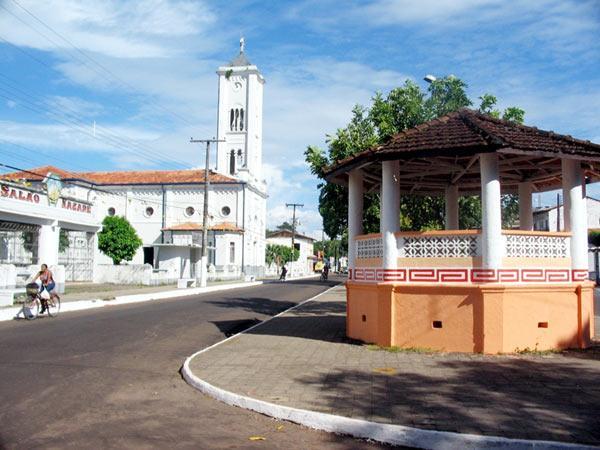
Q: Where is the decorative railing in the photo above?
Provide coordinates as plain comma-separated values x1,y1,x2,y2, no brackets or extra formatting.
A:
356,235,383,259
399,231,480,258
503,231,570,258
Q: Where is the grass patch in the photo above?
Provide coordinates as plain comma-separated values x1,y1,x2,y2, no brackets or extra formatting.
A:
365,344,435,354
512,347,561,356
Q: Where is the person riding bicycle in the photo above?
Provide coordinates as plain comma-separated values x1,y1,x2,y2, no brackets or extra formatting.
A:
33,264,58,314
322,263,329,280
279,265,288,281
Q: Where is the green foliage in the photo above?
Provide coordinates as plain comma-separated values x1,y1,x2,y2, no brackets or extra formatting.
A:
306,76,526,237
589,230,600,247
59,229,70,253
98,215,142,265
314,239,346,258
265,244,299,269
276,221,294,231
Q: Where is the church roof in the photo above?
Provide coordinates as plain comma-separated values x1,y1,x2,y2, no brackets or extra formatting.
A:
2,166,238,186
162,222,243,233
227,51,252,67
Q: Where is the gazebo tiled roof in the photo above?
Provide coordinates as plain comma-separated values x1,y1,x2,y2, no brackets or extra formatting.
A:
325,109,600,194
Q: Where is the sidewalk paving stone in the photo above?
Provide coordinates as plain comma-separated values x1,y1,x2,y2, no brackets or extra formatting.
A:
188,285,600,446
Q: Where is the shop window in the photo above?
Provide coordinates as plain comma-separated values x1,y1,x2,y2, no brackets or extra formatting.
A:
107,207,116,216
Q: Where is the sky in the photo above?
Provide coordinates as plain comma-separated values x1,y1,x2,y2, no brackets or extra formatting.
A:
0,0,599,238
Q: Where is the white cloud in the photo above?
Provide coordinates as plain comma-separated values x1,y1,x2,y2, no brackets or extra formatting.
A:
0,0,217,59
6,100,17,108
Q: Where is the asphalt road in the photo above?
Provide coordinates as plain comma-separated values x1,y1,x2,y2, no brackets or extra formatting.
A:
0,276,391,449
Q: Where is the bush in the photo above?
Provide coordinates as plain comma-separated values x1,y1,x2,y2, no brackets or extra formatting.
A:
98,215,142,265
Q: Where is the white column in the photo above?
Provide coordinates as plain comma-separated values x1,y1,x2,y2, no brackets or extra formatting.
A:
480,153,503,269
37,221,59,267
445,185,459,230
518,181,533,231
562,159,587,270
381,160,400,269
348,169,364,271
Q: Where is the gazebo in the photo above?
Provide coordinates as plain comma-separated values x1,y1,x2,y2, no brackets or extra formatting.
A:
325,109,598,353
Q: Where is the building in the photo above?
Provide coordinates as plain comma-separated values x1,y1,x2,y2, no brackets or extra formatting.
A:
533,197,600,231
265,230,315,277
325,109,597,354
0,40,267,284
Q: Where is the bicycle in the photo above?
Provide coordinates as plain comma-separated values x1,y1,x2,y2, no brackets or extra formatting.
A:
18,283,61,320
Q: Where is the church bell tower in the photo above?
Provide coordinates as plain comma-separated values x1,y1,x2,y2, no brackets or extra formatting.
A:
215,39,265,185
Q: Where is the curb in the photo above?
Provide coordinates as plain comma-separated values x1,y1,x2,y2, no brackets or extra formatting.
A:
0,280,263,322
182,287,597,450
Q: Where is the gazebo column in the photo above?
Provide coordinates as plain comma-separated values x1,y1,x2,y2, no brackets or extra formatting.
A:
445,184,459,230
480,153,503,269
518,181,533,231
562,159,587,272
381,160,400,269
348,169,364,275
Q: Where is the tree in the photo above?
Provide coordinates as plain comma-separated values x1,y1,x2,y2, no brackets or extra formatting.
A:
98,216,142,265
306,76,525,236
276,221,294,232
266,244,299,272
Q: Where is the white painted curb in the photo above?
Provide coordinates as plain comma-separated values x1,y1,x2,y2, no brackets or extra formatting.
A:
182,287,598,450
0,281,263,322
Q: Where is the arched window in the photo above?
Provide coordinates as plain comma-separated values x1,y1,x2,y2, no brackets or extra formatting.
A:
244,148,248,168
229,150,236,175
230,109,235,131
234,109,239,131
237,149,243,168
229,242,235,264
239,108,244,131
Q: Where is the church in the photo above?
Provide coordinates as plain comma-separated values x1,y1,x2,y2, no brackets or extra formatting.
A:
0,41,267,284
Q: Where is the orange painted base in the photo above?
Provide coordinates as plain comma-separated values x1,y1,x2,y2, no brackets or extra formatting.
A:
346,281,595,354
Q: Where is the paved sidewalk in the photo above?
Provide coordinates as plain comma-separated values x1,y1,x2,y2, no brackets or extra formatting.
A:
188,285,600,447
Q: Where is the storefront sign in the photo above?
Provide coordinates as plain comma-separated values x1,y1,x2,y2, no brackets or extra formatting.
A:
61,198,92,214
0,184,41,203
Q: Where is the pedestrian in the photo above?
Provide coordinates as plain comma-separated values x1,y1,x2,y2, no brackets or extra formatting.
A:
279,265,287,281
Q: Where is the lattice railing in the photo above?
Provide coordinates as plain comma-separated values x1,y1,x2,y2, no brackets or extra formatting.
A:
504,233,569,258
399,234,479,258
356,236,383,259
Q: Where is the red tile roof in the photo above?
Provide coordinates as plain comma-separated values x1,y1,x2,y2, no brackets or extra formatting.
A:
1,166,237,185
266,229,316,242
162,222,243,232
325,108,600,179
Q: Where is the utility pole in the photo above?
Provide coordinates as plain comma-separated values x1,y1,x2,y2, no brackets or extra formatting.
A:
190,137,225,287
286,202,303,277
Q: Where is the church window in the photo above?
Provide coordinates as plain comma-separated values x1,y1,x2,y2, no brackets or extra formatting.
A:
234,109,239,131
229,150,236,175
230,109,235,131
221,206,231,217
229,242,235,264
244,148,248,168
239,108,244,131
185,206,195,217
237,149,243,168
107,207,116,216
144,206,154,217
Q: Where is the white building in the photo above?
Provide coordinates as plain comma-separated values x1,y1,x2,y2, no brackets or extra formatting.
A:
0,41,267,284
266,230,315,277
533,197,600,231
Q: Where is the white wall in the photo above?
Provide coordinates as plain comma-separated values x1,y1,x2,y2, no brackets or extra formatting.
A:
266,235,314,277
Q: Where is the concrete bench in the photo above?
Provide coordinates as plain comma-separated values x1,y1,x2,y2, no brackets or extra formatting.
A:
0,288,25,307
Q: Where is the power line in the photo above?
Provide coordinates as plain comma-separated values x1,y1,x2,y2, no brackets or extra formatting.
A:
0,78,193,169
3,0,197,128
